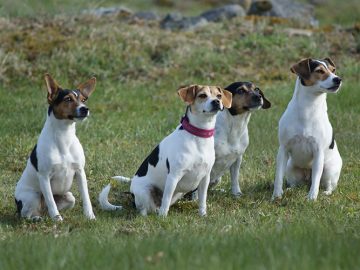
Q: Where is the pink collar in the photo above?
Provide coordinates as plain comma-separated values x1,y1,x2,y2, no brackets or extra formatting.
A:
180,116,215,138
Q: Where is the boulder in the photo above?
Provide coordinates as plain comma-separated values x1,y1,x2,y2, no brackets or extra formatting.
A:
133,11,160,21
200,4,246,22
160,13,208,31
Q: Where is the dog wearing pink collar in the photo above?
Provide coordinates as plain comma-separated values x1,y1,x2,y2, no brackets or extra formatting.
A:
99,85,232,216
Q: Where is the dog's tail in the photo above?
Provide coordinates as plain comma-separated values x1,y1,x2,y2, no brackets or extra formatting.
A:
98,176,131,211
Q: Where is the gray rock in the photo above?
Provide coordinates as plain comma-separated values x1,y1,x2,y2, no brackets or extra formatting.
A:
83,6,133,17
249,0,318,26
160,13,208,30
248,0,273,15
133,11,160,21
200,4,246,22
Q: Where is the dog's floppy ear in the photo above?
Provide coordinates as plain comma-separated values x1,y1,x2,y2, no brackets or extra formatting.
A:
219,88,232,109
77,77,96,98
259,89,271,109
290,58,312,79
323,57,336,73
44,73,61,104
177,85,199,104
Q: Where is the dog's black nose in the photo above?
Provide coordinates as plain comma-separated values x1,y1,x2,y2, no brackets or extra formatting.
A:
333,77,342,85
252,95,262,102
212,99,220,106
79,107,89,115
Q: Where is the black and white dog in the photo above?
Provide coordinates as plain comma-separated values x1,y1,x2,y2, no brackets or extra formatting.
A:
210,81,271,196
272,58,342,200
99,85,232,216
15,74,96,221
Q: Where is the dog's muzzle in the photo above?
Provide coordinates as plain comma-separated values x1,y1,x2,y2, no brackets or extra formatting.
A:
327,76,342,92
74,106,89,120
211,99,222,111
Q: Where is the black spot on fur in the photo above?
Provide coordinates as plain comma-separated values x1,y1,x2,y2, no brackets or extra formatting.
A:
179,125,184,130
135,145,160,177
15,199,23,215
30,144,38,171
150,186,163,208
329,132,335,149
166,158,170,174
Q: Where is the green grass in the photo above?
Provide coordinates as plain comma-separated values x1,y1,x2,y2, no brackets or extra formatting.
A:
0,1,360,269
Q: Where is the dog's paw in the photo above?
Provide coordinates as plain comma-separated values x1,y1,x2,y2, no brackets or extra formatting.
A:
199,208,207,217
232,191,243,198
271,190,283,200
157,207,168,217
307,191,318,201
52,215,63,222
323,190,332,196
31,216,42,222
85,212,96,220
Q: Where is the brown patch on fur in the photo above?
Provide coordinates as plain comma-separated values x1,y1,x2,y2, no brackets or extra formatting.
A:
178,85,200,104
45,73,61,104
290,58,335,86
230,86,255,114
290,58,311,80
77,77,96,98
229,82,270,114
52,92,83,120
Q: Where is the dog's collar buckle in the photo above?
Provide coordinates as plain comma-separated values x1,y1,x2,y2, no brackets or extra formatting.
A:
180,116,215,138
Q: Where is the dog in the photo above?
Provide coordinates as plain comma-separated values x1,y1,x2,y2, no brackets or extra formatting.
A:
99,85,232,216
272,57,342,200
209,81,271,196
14,74,97,221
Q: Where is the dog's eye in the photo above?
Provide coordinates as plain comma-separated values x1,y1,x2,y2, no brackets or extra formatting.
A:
216,94,222,99
81,98,87,103
64,97,72,102
198,94,207,98
316,69,325,74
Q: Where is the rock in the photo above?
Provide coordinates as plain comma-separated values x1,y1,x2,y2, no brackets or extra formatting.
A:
200,4,246,22
133,11,160,21
249,0,318,26
83,6,133,17
160,13,208,31
248,0,273,15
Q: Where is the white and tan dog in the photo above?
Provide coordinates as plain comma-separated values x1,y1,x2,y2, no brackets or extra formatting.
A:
272,57,342,200
210,81,271,196
15,74,96,221
99,85,232,216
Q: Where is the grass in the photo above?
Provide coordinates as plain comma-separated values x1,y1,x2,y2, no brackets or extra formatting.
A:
0,1,360,269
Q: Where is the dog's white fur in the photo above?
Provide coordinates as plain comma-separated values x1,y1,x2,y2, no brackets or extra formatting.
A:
99,85,232,216
15,75,96,221
272,58,342,200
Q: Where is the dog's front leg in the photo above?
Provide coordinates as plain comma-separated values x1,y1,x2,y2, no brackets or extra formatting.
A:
272,146,288,200
230,156,243,197
38,174,62,221
308,151,324,201
76,169,96,219
158,173,181,217
198,174,210,216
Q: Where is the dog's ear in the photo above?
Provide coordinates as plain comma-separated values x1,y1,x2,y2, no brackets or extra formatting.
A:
77,77,96,98
177,85,199,104
44,73,61,104
219,88,232,109
290,58,312,79
323,57,336,73
258,89,271,109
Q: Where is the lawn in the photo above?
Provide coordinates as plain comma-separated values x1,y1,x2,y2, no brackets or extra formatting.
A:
0,1,360,269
